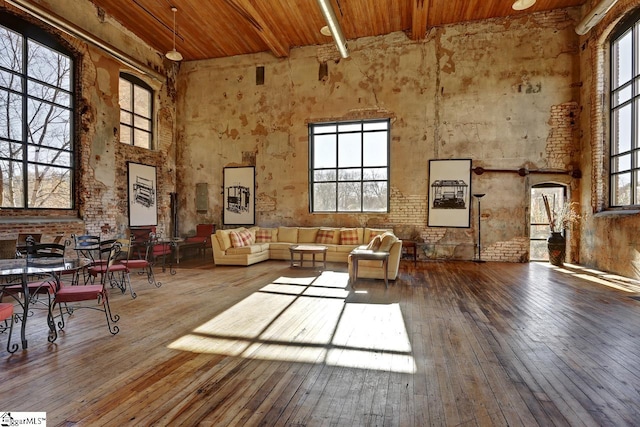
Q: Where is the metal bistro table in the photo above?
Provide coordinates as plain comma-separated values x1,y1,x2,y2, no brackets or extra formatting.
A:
0,257,91,350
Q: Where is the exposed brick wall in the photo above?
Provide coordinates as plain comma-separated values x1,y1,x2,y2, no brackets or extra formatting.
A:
545,102,580,169
482,237,530,262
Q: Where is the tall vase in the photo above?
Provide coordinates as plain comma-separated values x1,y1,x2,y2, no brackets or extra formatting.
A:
547,231,566,266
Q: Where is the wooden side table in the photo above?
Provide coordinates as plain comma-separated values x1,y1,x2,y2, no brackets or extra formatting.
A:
402,240,417,266
349,249,390,288
289,245,328,268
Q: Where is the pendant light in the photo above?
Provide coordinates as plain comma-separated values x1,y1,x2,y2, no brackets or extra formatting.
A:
166,7,183,62
512,0,536,10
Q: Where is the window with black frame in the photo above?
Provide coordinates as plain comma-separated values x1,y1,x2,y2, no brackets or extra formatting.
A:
119,73,153,149
309,119,390,213
610,10,640,207
0,17,74,209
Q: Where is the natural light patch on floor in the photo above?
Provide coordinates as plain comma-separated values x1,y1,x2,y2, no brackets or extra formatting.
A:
540,262,640,293
168,270,416,373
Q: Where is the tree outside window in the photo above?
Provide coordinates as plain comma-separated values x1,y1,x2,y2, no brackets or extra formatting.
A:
119,74,153,149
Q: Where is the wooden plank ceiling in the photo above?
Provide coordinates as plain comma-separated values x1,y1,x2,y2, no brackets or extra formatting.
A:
87,0,587,61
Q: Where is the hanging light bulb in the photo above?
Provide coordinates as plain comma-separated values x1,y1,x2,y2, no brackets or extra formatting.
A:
512,0,536,10
166,7,183,61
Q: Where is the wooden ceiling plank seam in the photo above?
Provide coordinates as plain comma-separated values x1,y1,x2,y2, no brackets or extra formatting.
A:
224,0,290,58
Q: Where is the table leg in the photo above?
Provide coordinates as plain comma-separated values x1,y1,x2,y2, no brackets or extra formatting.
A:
19,272,29,349
383,257,389,288
312,253,316,268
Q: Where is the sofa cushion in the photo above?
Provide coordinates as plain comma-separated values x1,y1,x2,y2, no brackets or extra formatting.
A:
315,229,335,244
378,232,398,252
255,228,274,243
278,227,298,243
227,244,268,255
216,228,246,251
298,227,319,243
340,228,360,245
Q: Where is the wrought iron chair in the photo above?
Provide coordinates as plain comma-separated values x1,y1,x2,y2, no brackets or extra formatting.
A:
183,224,215,259
1,241,70,343
0,302,17,353
148,232,176,275
71,234,101,261
118,236,162,289
16,233,42,258
87,239,135,298
54,241,121,336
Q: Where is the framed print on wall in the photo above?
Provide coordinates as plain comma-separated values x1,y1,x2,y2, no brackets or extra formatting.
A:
223,166,255,225
428,159,472,228
127,162,158,227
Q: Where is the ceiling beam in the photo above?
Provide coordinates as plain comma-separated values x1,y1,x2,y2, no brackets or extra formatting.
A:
224,0,290,58
411,0,429,40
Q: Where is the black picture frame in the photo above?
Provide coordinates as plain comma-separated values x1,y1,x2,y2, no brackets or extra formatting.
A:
127,162,158,227
427,159,472,228
223,166,255,225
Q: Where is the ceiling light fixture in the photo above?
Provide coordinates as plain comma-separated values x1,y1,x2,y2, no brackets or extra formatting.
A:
316,0,349,58
512,0,536,11
165,6,183,62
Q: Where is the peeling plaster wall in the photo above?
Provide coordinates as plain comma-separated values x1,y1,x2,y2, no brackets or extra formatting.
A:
177,9,581,262
578,1,640,279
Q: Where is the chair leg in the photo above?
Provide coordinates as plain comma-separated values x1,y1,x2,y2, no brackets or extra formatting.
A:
99,290,120,335
3,314,18,353
146,264,161,288
124,272,136,299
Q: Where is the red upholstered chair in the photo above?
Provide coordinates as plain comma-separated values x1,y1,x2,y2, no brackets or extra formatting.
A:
119,236,162,289
184,224,215,258
87,240,135,299
0,302,17,353
54,241,121,335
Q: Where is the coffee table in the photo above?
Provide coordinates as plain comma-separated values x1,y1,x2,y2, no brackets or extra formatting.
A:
289,245,327,268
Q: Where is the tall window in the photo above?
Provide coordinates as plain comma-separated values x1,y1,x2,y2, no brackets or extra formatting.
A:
0,18,74,209
610,10,640,207
309,119,390,212
119,74,153,149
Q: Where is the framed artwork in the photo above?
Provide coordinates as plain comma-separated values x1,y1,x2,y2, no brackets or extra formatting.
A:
127,162,158,227
428,159,472,228
223,166,255,225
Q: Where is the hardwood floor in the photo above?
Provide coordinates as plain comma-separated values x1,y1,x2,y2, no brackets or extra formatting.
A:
2,255,640,426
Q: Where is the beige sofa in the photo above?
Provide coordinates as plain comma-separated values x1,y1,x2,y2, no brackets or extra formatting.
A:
211,226,402,280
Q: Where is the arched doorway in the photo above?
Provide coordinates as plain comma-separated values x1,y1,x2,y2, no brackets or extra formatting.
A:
530,184,567,261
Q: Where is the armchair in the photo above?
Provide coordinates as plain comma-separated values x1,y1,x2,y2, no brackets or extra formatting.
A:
183,224,215,259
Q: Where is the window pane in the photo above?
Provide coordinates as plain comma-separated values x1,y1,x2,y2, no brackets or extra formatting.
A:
0,159,24,207
133,129,151,149
338,123,361,132
338,168,361,181
134,115,151,131
363,132,387,166
636,171,640,206
121,110,132,126
0,141,23,160
530,240,548,261
0,69,22,91
338,182,361,211
28,100,71,150
313,182,336,211
134,85,151,118
363,167,387,180
27,163,71,208
313,124,336,134
0,27,23,73
611,153,631,173
27,41,71,91
338,133,360,167
314,169,336,182
363,181,387,211
612,104,632,154
363,121,388,131
612,172,631,206
120,125,131,145
28,146,71,166
530,224,551,240
28,80,71,107
313,134,336,168
612,84,632,108
119,78,132,110
0,90,23,140
612,29,632,89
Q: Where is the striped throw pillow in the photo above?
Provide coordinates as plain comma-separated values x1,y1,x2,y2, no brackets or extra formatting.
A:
340,228,359,245
229,231,245,248
315,229,334,244
238,228,254,246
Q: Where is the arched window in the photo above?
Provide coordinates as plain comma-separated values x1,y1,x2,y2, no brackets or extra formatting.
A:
0,14,75,209
119,73,153,149
610,9,640,207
